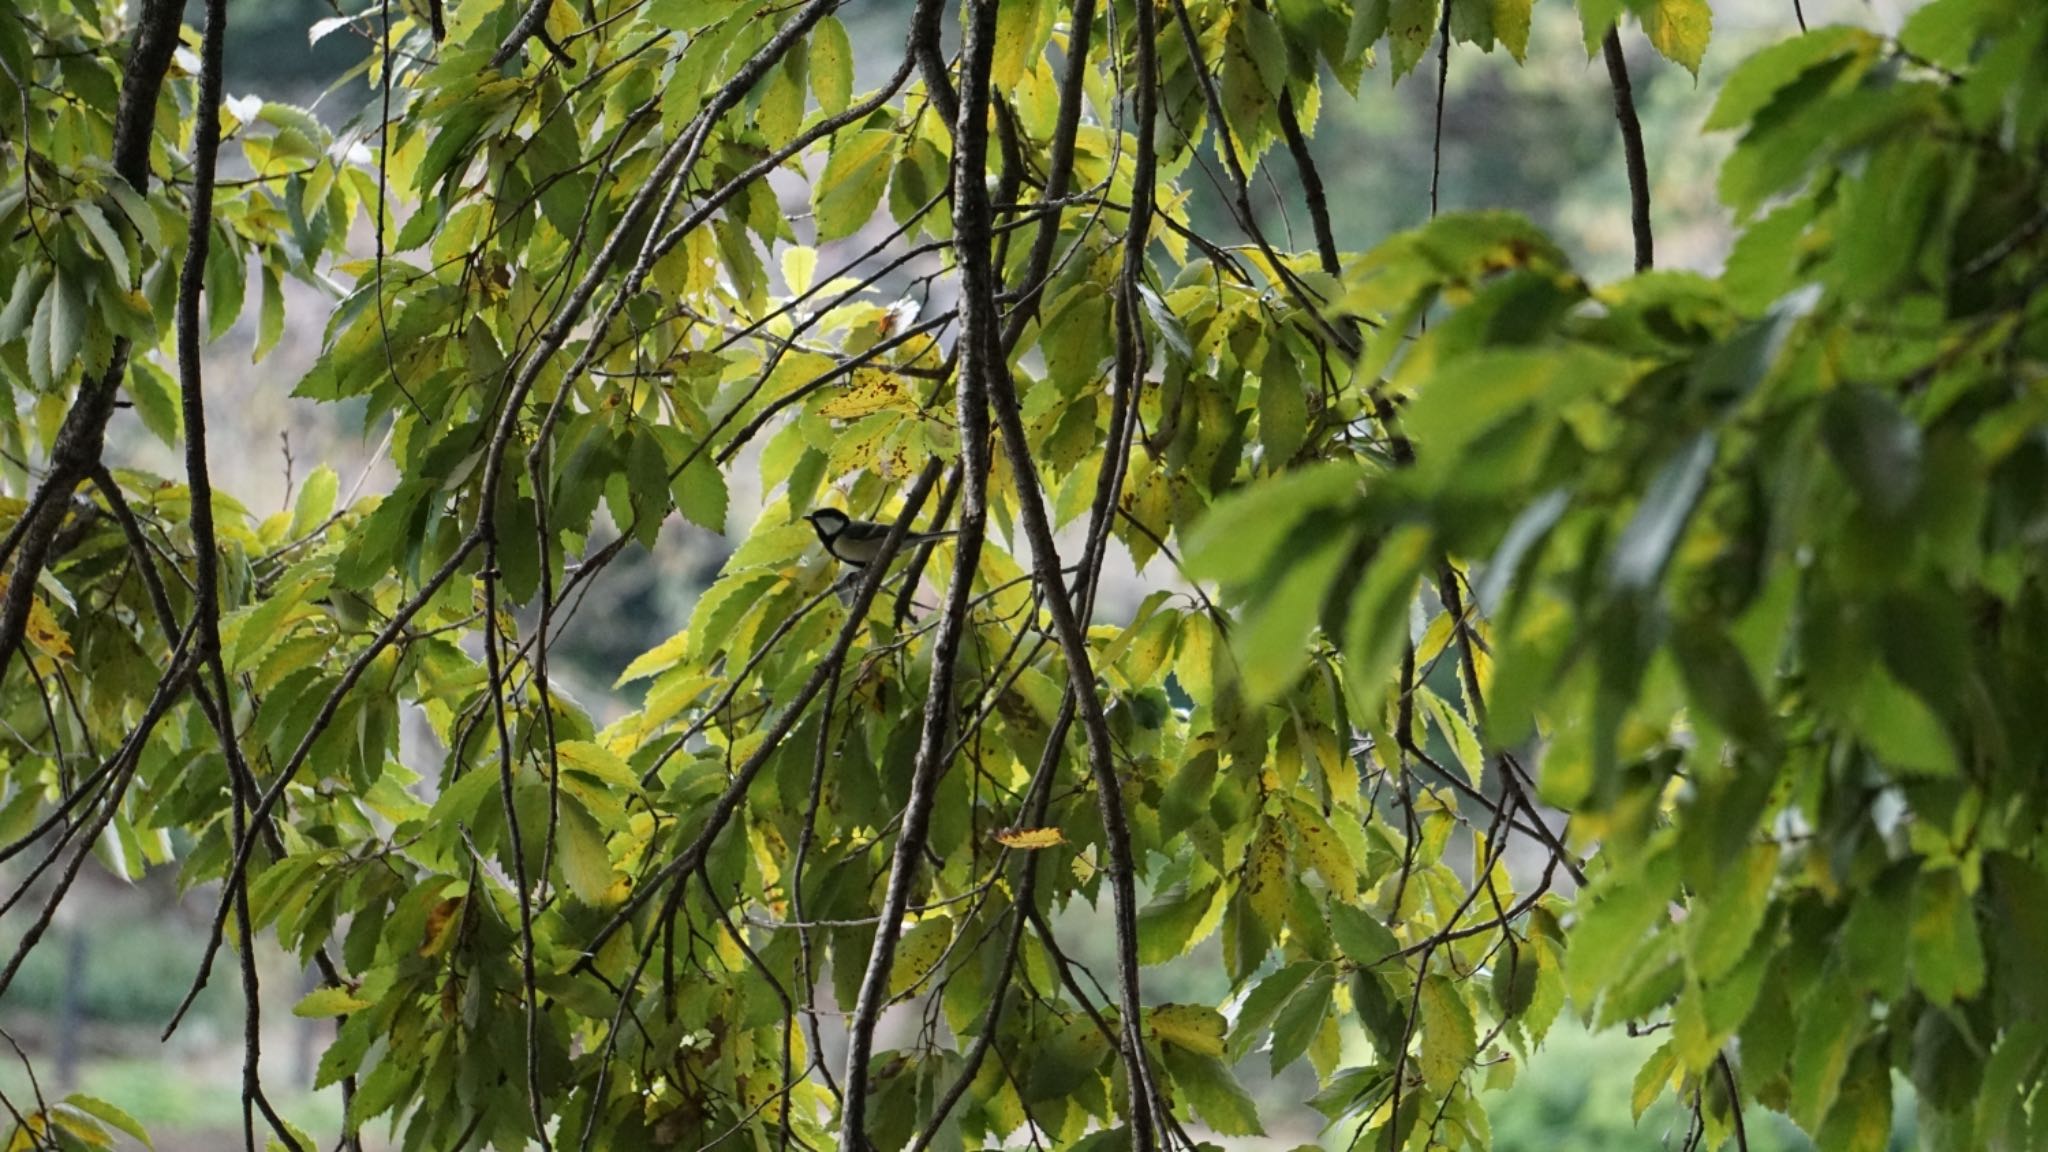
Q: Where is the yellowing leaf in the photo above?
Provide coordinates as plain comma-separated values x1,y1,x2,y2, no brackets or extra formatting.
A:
817,368,914,420
825,411,902,477
557,798,616,906
26,595,71,660
1286,798,1358,901
1631,1039,1678,1121
419,897,463,958
809,17,853,114
557,740,639,790
888,915,953,996
813,130,896,242
1641,0,1711,76
615,626,691,686
1245,818,1291,935
294,986,372,1018
1416,973,1477,1094
1149,1002,1227,1056
994,826,1065,850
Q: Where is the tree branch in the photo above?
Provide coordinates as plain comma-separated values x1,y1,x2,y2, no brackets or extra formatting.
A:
839,1,1001,1143
1602,29,1654,272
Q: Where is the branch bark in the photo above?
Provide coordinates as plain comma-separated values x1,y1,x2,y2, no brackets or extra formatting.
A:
1602,29,1654,272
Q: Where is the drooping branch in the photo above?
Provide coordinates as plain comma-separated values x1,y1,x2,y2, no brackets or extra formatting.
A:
173,0,848,1018
170,3,301,1146
0,0,186,685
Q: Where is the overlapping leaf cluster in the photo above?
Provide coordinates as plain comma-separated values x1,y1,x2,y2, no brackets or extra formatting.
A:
1203,1,2048,1148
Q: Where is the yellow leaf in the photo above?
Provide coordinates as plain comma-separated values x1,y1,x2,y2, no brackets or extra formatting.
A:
294,986,372,1017
1149,1003,1227,1056
994,826,1065,850
419,896,463,958
26,596,71,660
825,411,901,478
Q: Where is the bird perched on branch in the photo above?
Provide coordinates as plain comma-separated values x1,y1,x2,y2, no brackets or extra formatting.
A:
805,508,953,568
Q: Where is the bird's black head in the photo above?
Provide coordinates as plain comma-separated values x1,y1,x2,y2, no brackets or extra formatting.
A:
804,508,849,540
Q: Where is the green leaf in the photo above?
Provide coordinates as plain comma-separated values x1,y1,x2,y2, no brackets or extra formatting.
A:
1030,1015,1114,1100
557,740,639,791
1704,26,1876,132
1039,284,1111,394
1137,882,1224,965
1671,622,1775,752
1911,868,1985,1006
1159,1046,1265,1136
1184,462,1360,585
1853,667,1959,777
810,16,853,113
1576,0,1622,49
1492,940,1537,1021
1349,969,1409,1059
1329,902,1401,968
1385,0,1440,79
992,0,1052,89
1686,843,1778,982
1228,961,1318,1061
671,449,729,533
1269,972,1335,1074
1609,432,1717,592
1235,528,1349,703
1258,338,1309,466
1565,846,1677,1007
1822,384,1921,518
557,797,615,905
61,1095,153,1149
0,266,46,343
203,226,245,343
49,265,88,385
73,202,130,286
1416,973,1477,1094
1790,977,1862,1130
1898,0,1984,69
813,130,897,243
1244,819,1291,936
290,466,340,539
1340,521,1432,715
1817,1045,1892,1152
255,263,285,362
127,357,184,448
1449,0,1531,58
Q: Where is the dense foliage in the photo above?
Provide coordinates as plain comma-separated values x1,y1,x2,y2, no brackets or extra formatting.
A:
0,0,2044,1149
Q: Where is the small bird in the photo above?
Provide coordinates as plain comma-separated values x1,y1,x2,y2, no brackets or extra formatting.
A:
804,508,953,567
